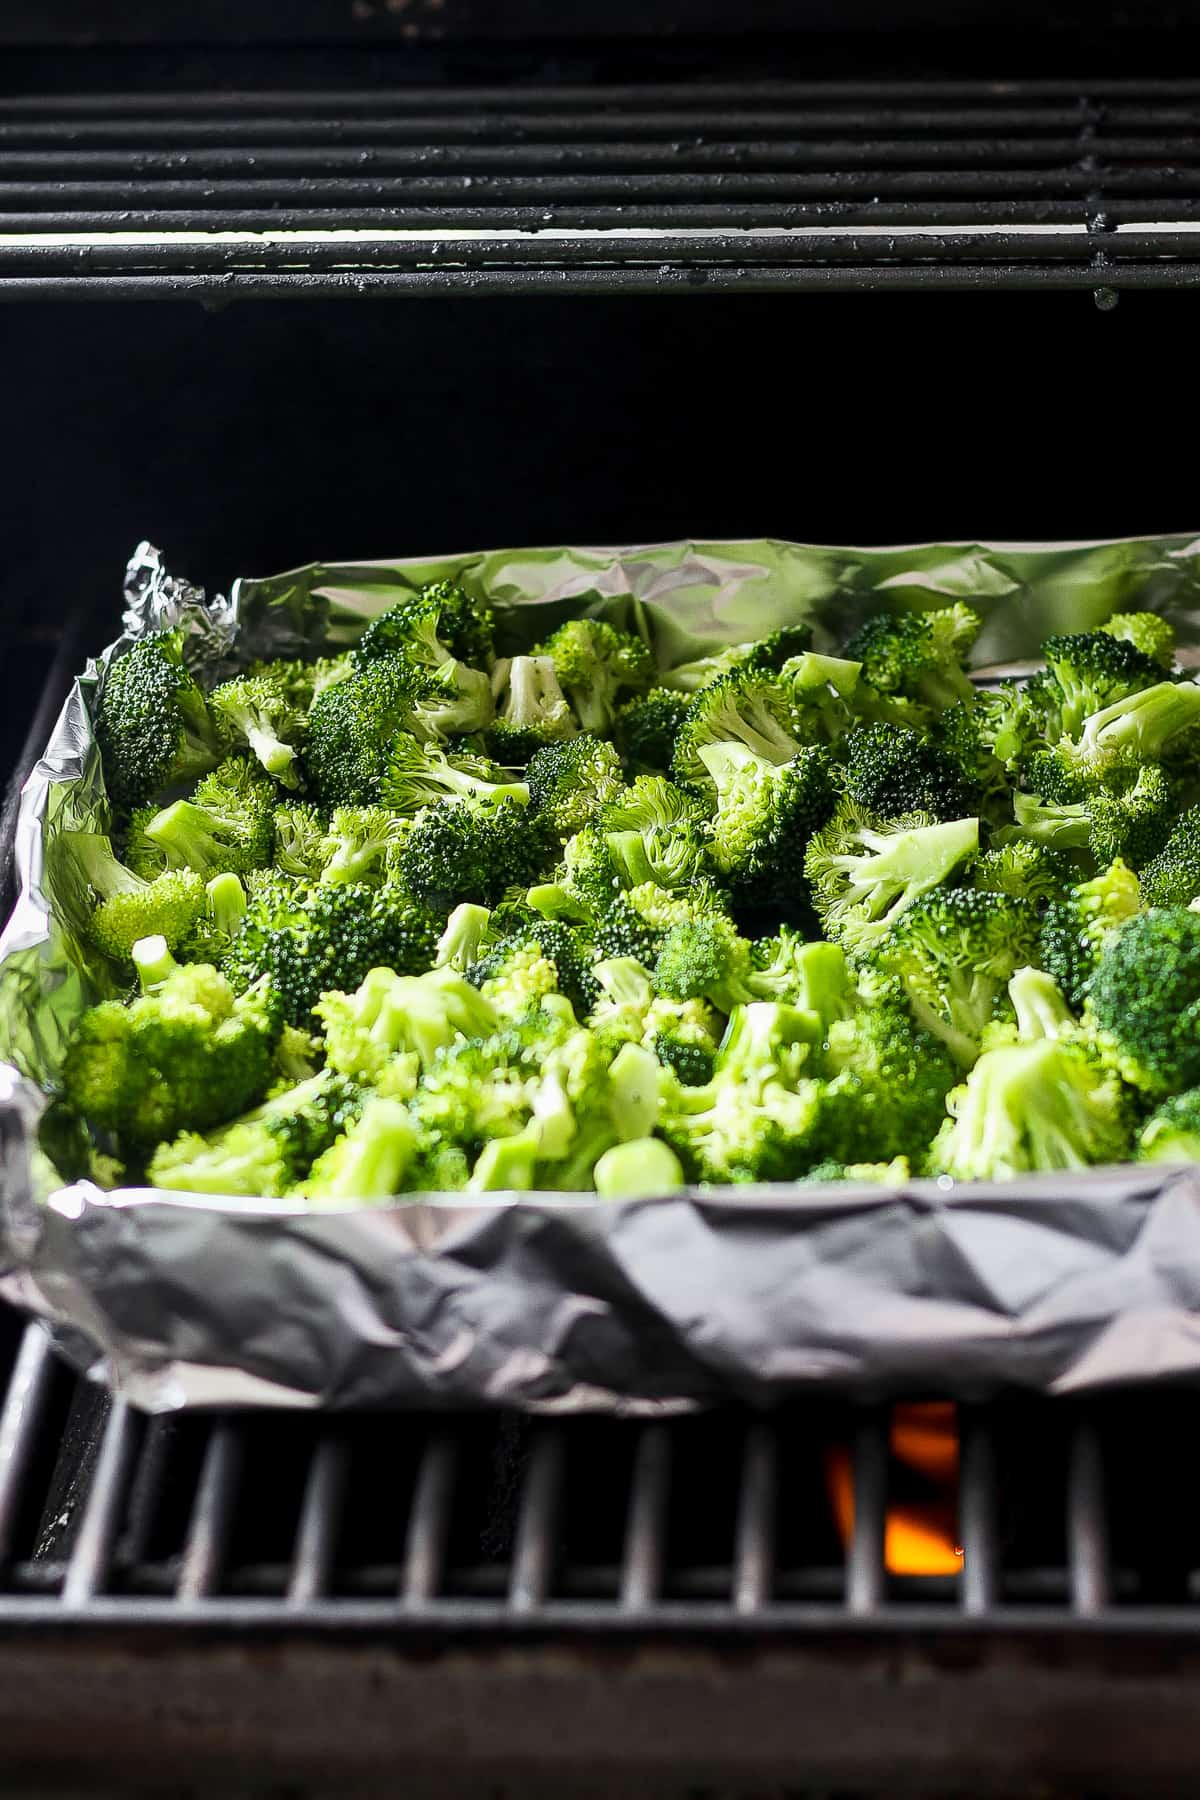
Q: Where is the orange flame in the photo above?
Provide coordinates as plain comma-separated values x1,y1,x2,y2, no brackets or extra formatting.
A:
825,1402,963,1576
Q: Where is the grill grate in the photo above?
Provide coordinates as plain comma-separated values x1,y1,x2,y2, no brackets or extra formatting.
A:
2,76,1200,295
0,1316,1195,1630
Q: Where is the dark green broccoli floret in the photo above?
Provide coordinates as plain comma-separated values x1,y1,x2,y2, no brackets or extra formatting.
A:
653,914,758,1014
1085,906,1200,1095
813,991,959,1167
1101,611,1177,671
613,688,693,774
208,671,306,788
138,755,275,879
842,604,980,717
485,655,578,764
355,579,495,672
1034,631,1166,743
305,653,436,807
62,962,281,1159
874,886,1040,1066
658,1006,820,1184
1139,807,1200,908
804,800,979,956
1039,859,1141,1010
842,722,979,821
671,672,802,789
95,628,226,809
381,736,528,815
1138,1089,1200,1164
1017,756,1176,870
699,741,838,906
972,841,1073,909
397,798,557,912
525,736,626,836
251,653,354,713
471,914,599,1021
223,879,441,1027
148,1069,364,1196
535,618,653,735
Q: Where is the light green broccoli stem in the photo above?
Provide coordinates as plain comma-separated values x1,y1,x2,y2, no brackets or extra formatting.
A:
1010,791,1092,851
604,830,662,889
435,903,493,971
234,708,299,786
785,941,853,1032
697,739,768,795
206,871,247,938
468,1123,541,1191
1073,679,1200,768
143,800,227,874
132,934,178,991
304,1096,417,1202
593,958,655,1010
607,1042,662,1141
68,831,146,901
526,882,590,922
593,1138,686,1199
1008,967,1077,1042
783,652,862,697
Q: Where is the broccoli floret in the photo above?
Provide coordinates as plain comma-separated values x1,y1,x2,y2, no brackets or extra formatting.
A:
148,1069,363,1196
95,628,226,810
178,871,250,965
842,604,980,717
776,653,863,747
929,1033,1132,1181
139,755,275,879
473,913,600,1021
355,579,495,672
1085,906,1200,1095
671,672,802,789
814,993,959,1166
1049,680,1200,786
381,736,528,815
317,806,409,887
397,798,557,912
485,655,578,764
842,722,979,822
660,625,815,695
1101,611,1177,671
468,940,562,1022
410,659,496,741
435,902,493,973
874,886,1040,1067
700,741,838,906
298,1094,419,1203
535,618,653,735
660,1070,820,1185
272,801,329,881
613,688,693,774
804,801,979,956
1140,807,1200,908
317,966,498,1080
1039,859,1141,1009
598,776,704,834
526,736,626,836
972,841,1073,909
593,1138,688,1199
1138,1089,1200,1164
305,653,436,807
653,914,758,1014
61,961,281,1159
223,879,441,1027
1017,757,1176,870
251,653,355,713
208,671,306,788
589,956,719,1082
1033,632,1166,743
65,831,206,964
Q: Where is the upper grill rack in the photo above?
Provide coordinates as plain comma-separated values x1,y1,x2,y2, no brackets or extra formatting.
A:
2,1317,1198,1630
3,77,1200,296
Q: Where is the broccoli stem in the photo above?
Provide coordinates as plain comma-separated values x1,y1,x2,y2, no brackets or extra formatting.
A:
1008,966,1076,1041
206,871,247,938
143,800,225,873
315,1098,417,1201
1076,679,1200,766
67,832,147,901
786,652,862,697
132,934,178,991
593,1138,686,1199
1010,792,1092,851
468,1124,540,1191
593,958,655,1009
435,903,493,972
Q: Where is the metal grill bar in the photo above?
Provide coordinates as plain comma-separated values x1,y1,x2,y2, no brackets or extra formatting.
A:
403,1430,457,1606
509,1427,565,1614
61,1401,142,1606
958,1410,998,1616
733,1421,777,1614
847,1411,888,1616
0,1325,53,1564
620,1424,671,1611
1068,1420,1111,1615
1,76,1198,294
176,1422,243,1602
288,1433,347,1607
